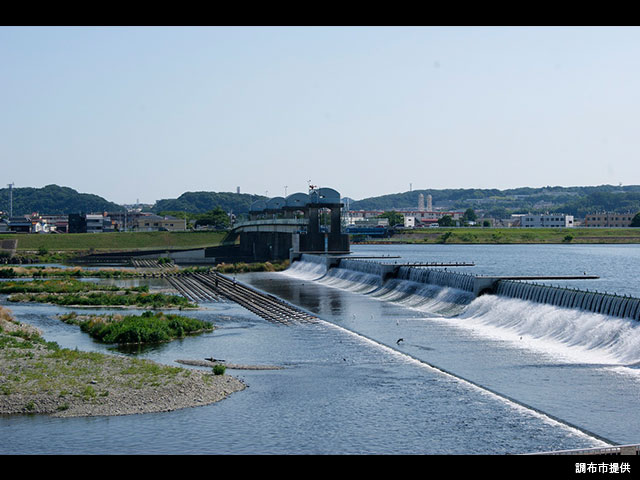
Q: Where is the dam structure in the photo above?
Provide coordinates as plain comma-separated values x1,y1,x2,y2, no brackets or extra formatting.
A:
220,186,350,262
72,186,350,266
288,254,640,322
171,186,349,264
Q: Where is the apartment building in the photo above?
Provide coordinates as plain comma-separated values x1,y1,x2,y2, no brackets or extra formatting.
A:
584,213,635,228
521,214,574,228
133,214,186,231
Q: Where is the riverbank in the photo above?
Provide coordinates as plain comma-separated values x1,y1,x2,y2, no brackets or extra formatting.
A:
358,227,640,244
0,306,245,418
0,230,226,254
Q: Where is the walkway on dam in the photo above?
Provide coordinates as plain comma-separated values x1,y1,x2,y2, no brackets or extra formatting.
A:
166,271,318,326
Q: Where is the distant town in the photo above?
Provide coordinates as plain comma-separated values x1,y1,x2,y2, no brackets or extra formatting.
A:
0,184,639,236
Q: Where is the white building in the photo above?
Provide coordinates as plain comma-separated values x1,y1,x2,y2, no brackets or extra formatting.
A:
521,214,574,228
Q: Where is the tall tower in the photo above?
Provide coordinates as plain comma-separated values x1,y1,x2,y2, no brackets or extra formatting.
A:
7,183,14,217
418,193,425,211
427,194,432,211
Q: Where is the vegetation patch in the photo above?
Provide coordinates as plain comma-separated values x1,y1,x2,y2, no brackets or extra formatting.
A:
58,311,213,345
7,291,196,308
215,260,289,273
1,278,195,308
0,278,148,295
0,266,144,279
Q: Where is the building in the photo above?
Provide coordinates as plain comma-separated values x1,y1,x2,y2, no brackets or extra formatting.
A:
86,214,105,233
68,213,114,233
583,213,636,228
520,214,574,228
41,215,69,233
345,209,462,227
68,214,86,233
133,214,186,231
4,216,32,233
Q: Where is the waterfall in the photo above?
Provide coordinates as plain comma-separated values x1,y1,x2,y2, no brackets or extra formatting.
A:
338,259,386,277
494,280,640,321
396,267,475,293
290,257,640,322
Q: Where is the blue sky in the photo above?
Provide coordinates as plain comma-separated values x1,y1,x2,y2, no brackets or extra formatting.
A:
2,26,639,204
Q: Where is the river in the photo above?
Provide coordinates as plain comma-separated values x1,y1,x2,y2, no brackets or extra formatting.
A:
1,244,639,454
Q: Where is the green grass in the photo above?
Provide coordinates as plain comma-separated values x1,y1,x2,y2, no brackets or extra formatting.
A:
0,230,226,252
0,326,195,400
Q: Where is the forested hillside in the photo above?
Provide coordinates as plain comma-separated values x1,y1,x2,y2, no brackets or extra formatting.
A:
153,191,267,214
348,185,640,217
3,184,640,219
0,185,121,216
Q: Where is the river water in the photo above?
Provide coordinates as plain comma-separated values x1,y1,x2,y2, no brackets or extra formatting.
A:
1,244,640,454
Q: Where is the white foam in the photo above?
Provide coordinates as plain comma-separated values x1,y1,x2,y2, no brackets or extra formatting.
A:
449,295,640,366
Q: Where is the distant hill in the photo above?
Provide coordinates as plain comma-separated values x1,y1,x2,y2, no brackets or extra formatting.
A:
348,185,640,218
0,185,121,216
4,184,640,220
153,191,267,215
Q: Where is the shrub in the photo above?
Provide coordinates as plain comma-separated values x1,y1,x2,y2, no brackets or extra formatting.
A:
213,364,226,375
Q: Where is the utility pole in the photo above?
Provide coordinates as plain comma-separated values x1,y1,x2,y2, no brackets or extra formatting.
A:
7,183,14,217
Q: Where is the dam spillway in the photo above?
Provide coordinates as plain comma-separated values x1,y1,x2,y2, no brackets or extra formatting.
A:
161,253,640,323
295,254,640,322
494,280,640,321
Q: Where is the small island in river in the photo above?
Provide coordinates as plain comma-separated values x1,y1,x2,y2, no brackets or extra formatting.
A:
0,306,245,417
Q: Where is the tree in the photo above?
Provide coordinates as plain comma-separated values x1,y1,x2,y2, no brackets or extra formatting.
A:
194,207,231,229
462,208,477,225
438,215,455,227
379,211,404,226
631,212,640,227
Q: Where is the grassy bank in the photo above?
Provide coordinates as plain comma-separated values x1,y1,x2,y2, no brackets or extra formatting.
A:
364,228,640,244
0,230,226,259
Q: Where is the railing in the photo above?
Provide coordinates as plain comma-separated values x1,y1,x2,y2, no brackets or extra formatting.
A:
231,218,308,230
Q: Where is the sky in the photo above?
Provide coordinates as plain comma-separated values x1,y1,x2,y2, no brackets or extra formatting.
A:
2,26,640,205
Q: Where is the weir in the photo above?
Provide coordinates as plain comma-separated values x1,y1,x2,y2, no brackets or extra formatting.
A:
296,254,640,322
